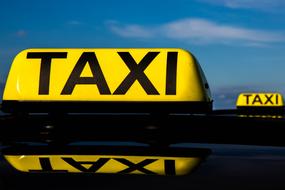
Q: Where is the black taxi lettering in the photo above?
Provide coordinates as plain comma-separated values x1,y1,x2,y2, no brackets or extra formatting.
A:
252,95,262,104
113,52,159,95
114,158,157,174
62,157,110,172
29,157,176,175
166,52,178,95
27,52,68,95
29,157,67,173
61,52,111,95
27,51,178,96
243,94,278,105
264,94,275,104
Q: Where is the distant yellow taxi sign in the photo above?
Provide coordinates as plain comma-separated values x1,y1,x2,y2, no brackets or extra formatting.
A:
2,48,212,113
5,155,201,176
236,93,284,107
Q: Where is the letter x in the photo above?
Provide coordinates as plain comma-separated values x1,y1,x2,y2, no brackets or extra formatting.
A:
114,158,157,174
113,52,160,95
264,94,274,104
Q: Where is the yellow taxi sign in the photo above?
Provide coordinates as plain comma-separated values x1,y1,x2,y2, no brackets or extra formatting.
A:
2,48,212,113
5,155,201,176
236,93,284,107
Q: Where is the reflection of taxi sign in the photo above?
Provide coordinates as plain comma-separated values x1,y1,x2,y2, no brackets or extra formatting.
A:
4,146,210,176
236,93,284,107
2,48,212,113
5,155,201,176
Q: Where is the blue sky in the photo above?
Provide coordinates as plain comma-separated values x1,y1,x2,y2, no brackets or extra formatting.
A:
1,0,285,108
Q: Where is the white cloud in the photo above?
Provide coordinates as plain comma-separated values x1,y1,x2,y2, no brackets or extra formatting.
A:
164,19,284,43
107,21,154,38
196,0,285,10
107,18,285,46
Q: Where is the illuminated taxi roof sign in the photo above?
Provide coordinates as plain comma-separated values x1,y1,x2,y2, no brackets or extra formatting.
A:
2,48,212,113
236,93,284,108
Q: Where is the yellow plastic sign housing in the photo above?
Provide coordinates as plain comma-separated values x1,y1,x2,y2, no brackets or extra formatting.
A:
236,93,284,107
2,48,212,113
3,146,210,176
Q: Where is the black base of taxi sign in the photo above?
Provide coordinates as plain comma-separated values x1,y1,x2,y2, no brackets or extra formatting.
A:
1,101,212,114
3,146,211,176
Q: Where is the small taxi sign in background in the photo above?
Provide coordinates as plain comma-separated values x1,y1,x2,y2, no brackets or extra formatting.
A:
236,93,284,107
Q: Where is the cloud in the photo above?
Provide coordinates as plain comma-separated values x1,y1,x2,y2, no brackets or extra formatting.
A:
107,18,285,46
16,30,27,38
196,0,285,10
163,19,284,43
107,21,154,38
